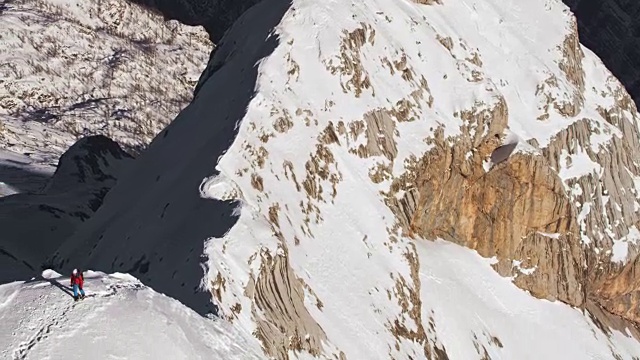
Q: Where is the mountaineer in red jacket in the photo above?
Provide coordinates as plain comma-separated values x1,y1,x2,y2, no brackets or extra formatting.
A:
70,269,85,301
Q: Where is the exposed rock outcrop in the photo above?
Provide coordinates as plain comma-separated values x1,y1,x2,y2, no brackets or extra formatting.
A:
198,0,640,355
38,0,640,357
383,98,585,307
540,77,640,322
0,0,211,162
244,247,327,359
383,26,640,329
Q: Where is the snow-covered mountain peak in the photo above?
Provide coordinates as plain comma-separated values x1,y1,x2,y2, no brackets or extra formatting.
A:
44,0,640,358
44,135,132,193
0,135,132,284
198,0,640,357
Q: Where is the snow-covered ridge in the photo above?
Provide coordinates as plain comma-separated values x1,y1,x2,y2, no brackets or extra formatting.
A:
49,0,291,319
0,270,261,360
0,0,211,165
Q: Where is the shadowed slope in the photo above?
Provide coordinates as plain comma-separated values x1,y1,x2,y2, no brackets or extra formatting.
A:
51,0,292,316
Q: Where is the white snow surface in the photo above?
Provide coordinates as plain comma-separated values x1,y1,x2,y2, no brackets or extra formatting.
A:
0,270,261,360
558,148,603,182
417,241,639,359
0,0,211,164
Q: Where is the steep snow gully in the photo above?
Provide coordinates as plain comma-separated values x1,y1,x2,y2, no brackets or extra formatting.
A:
49,0,292,316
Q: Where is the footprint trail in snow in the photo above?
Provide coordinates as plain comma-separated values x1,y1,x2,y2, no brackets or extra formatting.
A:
0,271,262,360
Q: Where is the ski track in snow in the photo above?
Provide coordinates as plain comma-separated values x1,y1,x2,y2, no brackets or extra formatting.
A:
12,298,75,360
9,278,139,360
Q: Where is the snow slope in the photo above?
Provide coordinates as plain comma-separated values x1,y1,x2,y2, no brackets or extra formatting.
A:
403,240,639,359
0,270,261,360
0,0,211,164
50,0,290,317
47,0,640,358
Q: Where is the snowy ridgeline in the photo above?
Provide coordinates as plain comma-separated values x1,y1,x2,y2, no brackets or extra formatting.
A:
0,0,211,165
0,270,262,360
3,244,640,360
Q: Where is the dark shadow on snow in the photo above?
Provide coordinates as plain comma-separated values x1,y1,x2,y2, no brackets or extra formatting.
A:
49,0,292,317
126,0,264,43
0,163,51,195
0,0,17,15
0,135,132,285
14,96,112,124
0,246,36,285
24,275,74,298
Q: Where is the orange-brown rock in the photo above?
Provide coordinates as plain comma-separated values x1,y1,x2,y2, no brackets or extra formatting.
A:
384,98,585,307
389,147,584,306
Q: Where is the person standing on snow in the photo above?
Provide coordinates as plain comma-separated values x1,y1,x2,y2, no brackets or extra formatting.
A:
70,268,85,301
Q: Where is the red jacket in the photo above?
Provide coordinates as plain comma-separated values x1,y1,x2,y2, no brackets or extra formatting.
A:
70,273,84,287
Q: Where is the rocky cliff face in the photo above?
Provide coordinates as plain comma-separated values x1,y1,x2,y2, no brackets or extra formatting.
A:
380,18,640,321
127,0,261,41
563,0,640,106
552,1,640,322
317,3,640,329
196,0,640,356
